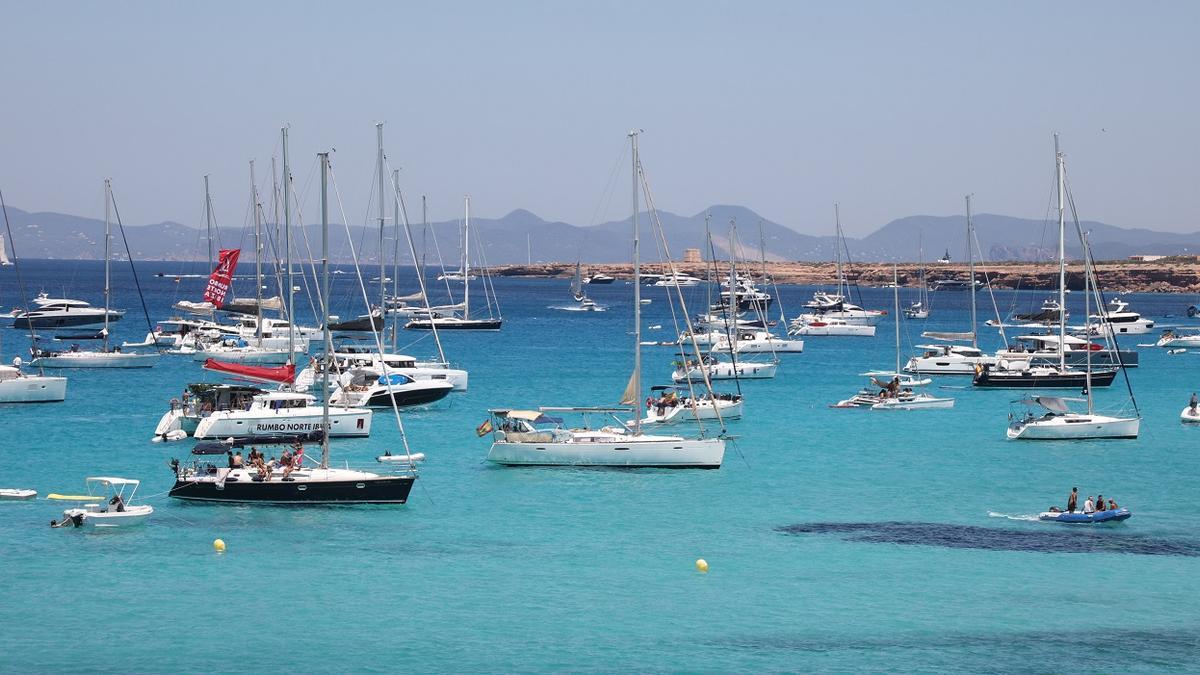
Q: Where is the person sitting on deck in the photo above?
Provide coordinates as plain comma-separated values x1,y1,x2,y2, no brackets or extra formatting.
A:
108,494,125,513
1108,498,1119,510
886,377,901,398
1095,494,1106,512
1083,496,1096,514
231,451,244,468
280,448,294,480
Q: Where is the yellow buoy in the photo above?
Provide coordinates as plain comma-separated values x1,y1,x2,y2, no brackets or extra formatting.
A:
695,558,709,573
213,538,226,553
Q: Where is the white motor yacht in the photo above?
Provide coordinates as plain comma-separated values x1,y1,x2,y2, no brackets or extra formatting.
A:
711,330,804,354
296,346,468,391
10,293,124,330
329,371,454,408
1083,298,1154,335
788,316,876,337
1156,329,1200,348
192,391,372,439
652,272,703,287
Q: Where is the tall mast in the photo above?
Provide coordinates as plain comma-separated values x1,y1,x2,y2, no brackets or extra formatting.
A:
834,203,843,297
103,179,111,352
204,175,213,271
463,195,471,318
967,194,977,349
319,151,331,470
1083,229,1093,412
282,127,294,363
391,169,401,351
630,130,642,436
377,123,386,318
251,160,263,346
1055,133,1066,371
893,264,901,375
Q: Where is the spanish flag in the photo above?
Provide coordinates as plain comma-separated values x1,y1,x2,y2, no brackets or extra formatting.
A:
476,418,494,437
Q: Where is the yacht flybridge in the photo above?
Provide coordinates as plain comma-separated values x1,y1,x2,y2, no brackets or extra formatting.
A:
1082,298,1153,336
484,131,724,468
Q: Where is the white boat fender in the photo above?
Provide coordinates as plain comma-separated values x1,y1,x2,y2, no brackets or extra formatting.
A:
377,452,425,463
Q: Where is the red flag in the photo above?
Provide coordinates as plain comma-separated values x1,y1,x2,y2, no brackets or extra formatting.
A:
203,249,241,308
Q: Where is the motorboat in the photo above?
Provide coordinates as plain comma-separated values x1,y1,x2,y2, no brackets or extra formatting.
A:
995,334,1137,368
652,272,703,287
711,330,803,354
1038,508,1131,524
49,477,153,529
192,390,372,439
904,344,997,375
788,316,876,337
672,354,777,382
0,363,66,402
930,279,980,291
0,488,36,500
584,272,616,284
329,371,454,408
987,298,1065,328
1083,298,1154,335
485,408,725,468
798,294,886,326
636,386,743,425
297,346,468,391
1156,329,1200,348
1006,396,1139,440
692,313,770,332
153,384,265,440
10,293,124,330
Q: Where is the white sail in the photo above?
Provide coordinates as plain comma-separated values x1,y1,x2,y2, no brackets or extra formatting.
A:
0,234,11,266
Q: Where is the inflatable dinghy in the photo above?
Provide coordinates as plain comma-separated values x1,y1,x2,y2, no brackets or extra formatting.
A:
1038,508,1131,523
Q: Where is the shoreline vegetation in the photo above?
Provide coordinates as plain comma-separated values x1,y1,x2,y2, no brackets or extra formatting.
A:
484,259,1200,293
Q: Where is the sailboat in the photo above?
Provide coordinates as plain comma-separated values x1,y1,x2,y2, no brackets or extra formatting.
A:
793,204,885,328
1006,223,1139,439
903,195,998,374
169,152,418,504
562,261,605,311
29,180,159,368
0,191,67,402
973,136,1117,389
0,234,11,266
903,234,930,319
484,131,725,468
406,196,502,330
835,266,952,410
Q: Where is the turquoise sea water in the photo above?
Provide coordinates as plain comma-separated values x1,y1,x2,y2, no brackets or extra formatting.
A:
2,260,1199,672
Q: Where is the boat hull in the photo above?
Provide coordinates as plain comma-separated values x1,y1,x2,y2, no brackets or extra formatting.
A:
0,375,67,402
193,408,372,439
905,355,998,375
973,368,1117,389
31,352,159,369
405,318,503,330
169,473,414,504
1182,406,1200,424
672,362,777,382
487,438,725,468
641,398,743,424
1007,415,1140,439
12,311,123,330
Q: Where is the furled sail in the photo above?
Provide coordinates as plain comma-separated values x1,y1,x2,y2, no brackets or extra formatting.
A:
921,331,974,342
619,370,639,406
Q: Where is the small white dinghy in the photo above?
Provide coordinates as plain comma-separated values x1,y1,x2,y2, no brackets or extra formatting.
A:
1182,406,1200,424
0,488,37,500
50,477,153,529
376,452,426,464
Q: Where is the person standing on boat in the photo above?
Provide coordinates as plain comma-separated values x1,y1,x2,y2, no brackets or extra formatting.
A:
1067,487,1078,514
1190,393,1198,412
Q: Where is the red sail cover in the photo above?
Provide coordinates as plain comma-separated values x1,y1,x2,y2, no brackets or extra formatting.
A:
203,248,241,308
203,358,296,384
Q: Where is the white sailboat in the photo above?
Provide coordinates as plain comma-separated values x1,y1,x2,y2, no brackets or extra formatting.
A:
904,234,930,319
795,204,886,327
485,131,725,468
0,234,12,266
30,180,159,369
837,266,953,410
1006,223,1139,440
406,196,502,330
563,261,605,311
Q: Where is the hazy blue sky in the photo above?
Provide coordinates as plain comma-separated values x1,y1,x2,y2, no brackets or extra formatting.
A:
1,1,1197,236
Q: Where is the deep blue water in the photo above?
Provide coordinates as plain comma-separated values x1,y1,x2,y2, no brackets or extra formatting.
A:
1,259,1199,672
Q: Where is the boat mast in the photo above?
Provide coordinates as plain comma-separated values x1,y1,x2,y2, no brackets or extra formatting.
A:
103,179,111,353
251,160,263,346
463,196,471,318
1055,133,1066,371
834,203,843,298
282,127,294,364
391,169,401,351
319,151,331,470
630,129,642,436
893,264,901,375
967,194,977,349
377,123,386,320
204,175,214,271
1083,229,1093,412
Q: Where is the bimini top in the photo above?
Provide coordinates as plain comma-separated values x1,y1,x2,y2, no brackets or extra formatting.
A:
488,409,566,424
84,476,140,486
1016,396,1086,413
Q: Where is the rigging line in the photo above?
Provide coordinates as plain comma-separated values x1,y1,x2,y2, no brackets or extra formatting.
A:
0,189,45,374
578,138,629,261
108,186,159,346
327,162,416,466
705,227,741,399
470,217,501,318
427,210,457,304
639,160,723,434
972,226,1008,348
730,219,778,361
1065,178,1138,416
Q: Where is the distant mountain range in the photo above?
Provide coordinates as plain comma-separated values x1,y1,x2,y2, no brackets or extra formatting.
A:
1,204,1198,265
